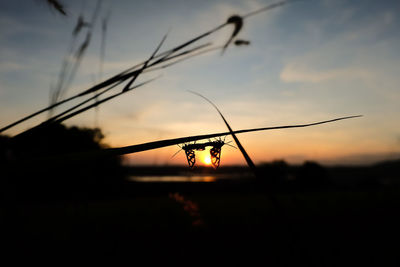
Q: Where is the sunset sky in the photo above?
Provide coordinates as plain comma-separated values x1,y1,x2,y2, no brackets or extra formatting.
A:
1,0,399,166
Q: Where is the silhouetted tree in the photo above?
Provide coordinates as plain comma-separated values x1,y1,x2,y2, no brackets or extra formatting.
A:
259,160,290,188
1,124,122,200
295,161,328,189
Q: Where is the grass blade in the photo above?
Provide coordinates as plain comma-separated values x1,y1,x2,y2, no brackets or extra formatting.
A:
13,77,160,140
38,115,362,162
122,32,168,92
2,1,299,134
188,90,257,171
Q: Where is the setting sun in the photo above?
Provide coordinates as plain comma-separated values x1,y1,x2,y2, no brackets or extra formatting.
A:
203,155,212,165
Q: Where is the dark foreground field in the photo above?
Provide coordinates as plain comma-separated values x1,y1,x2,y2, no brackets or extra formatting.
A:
3,125,398,265
2,179,400,266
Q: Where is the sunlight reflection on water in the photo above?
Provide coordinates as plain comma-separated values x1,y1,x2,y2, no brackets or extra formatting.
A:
127,175,217,182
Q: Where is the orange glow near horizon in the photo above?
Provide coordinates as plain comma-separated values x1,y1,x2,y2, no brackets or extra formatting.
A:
121,135,398,167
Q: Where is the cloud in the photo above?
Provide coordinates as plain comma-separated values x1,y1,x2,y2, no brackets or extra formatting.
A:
280,63,373,84
0,61,28,72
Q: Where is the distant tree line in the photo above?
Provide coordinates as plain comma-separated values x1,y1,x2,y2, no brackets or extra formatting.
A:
1,123,123,200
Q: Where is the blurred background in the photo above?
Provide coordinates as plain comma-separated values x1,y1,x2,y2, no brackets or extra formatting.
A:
2,1,400,266
1,0,399,167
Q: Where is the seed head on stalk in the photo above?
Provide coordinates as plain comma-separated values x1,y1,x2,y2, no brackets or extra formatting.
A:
221,15,243,55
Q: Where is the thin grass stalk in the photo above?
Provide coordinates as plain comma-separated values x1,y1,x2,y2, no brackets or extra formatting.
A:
2,27,217,133
12,77,159,140
99,9,111,81
121,32,168,92
59,0,102,97
0,94,81,133
146,45,220,71
45,0,67,16
0,43,211,134
52,43,212,123
61,32,91,98
51,0,102,106
53,77,160,124
92,116,362,159
44,82,121,124
1,1,297,134
188,91,258,172
81,42,212,96
25,115,361,165
242,0,291,18
41,44,215,127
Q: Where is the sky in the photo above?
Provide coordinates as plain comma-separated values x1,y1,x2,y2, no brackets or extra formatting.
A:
0,0,399,166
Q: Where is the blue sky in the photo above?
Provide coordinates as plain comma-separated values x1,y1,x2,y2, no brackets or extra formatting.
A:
1,0,399,166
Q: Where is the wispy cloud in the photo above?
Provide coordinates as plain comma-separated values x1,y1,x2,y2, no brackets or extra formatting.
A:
280,63,373,84
0,61,28,72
